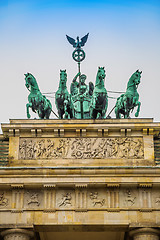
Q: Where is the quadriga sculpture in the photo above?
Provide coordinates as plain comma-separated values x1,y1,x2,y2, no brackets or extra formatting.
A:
115,70,142,119
55,70,73,119
90,67,108,119
25,73,52,119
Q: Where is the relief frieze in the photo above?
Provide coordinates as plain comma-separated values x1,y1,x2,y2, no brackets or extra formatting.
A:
1,187,160,211
19,137,144,160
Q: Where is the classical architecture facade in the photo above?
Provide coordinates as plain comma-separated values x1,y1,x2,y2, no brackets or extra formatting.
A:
0,118,160,240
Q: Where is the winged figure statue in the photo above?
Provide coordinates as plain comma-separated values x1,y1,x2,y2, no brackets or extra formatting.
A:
66,33,89,49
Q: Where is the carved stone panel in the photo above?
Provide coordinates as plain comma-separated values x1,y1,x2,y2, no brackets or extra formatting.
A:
120,188,138,208
0,192,9,208
151,187,160,209
56,190,74,209
24,190,43,209
19,137,144,160
88,189,106,208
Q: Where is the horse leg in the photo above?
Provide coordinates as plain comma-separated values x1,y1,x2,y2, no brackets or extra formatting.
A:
92,109,97,119
26,103,32,119
39,111,45,119
58,109,62,119
59,109,64,119
97,112,102,119
67,106,73,119
45,108,51,119
135,101,141,117
115,106,120,119
126,109,130,118
123,103,127,118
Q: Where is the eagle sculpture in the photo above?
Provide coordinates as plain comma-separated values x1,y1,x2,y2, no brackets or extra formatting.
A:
66,33,89,49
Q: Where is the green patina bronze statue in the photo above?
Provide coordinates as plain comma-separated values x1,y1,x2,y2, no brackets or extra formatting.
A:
115,70,142,119
24,34,142,120
70,71,94,119
90,67,108,119
55,67,108,119
55,70,73,119
25,73,52,119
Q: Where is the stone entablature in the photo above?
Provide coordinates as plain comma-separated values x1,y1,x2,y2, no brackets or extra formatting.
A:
0,119,160,236
1,118,159,167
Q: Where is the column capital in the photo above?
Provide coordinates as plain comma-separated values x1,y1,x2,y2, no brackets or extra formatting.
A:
130,228,160,238
1,229,34,240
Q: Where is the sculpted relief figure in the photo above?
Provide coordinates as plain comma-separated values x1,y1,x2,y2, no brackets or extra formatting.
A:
27,192,40,206
0,193,8,207
155,197,160,205
19,139,34,159
19,140,27,159
45,139,54,158
58,193,72,207
90,192,105,207
34,139,46,158
19,137,144,160
125,189,136,206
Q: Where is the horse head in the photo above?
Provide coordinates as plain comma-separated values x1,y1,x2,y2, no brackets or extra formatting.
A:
24,73,39,91
130,70,142,87
59,70,67,88
95,67,106,87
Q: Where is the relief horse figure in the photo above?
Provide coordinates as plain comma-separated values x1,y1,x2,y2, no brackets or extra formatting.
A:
25,73,52,119
55,70,73,119
115,70,142,119
90,67,108,119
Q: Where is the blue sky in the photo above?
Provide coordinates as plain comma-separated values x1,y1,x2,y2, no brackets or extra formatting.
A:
0,0,160,126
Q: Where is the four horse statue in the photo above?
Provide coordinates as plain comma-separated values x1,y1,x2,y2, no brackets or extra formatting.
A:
25,73,52,119
115,70,142,119
55,70,73,119
25,69,142,120
90,67,108,119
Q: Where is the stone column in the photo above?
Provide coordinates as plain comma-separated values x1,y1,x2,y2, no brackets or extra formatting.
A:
130,228,160,240
1,229,34,240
